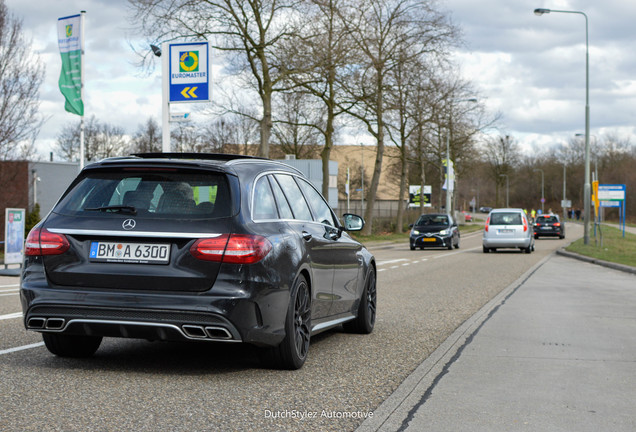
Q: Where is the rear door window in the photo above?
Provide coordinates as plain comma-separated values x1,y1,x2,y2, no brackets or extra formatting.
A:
274,174,312,221
490,212,522,225
55,169,232,219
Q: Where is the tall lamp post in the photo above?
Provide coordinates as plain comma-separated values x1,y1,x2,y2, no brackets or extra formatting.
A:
534,7,590,244
499,174,509,207
445,98,477,215
533,168,544,213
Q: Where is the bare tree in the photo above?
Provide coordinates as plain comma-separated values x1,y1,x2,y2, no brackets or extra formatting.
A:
483,134,520,207
200,111,259,155
130,117,161,154
337,0,457,234
272,91,322,159
128,0,302,158
0,0,45,160
55,116,129,162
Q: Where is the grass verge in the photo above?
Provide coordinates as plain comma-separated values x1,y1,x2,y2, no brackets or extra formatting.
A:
566,225,636,268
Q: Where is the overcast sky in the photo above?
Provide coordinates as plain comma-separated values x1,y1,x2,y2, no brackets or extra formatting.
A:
7,0,636,159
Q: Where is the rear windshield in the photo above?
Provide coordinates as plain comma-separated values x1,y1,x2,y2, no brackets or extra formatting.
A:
54,169,232,219
490,212,523,225
537,216,558,223
415,215,449,226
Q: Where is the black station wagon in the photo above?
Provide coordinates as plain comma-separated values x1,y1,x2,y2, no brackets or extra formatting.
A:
20,153,376,369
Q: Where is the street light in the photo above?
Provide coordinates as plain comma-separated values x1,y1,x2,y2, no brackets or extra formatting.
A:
499,174,509,207
533,169,544,213
445,98,478,216
534,7,591,244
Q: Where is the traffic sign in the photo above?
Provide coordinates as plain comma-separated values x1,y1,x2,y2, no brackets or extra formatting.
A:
169,42,210,103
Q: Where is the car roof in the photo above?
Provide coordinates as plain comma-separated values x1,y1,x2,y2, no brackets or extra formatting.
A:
489,208,524,213
83,153,304,176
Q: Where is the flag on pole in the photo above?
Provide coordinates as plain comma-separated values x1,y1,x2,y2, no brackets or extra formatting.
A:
442,159,455,192
57,14,83,116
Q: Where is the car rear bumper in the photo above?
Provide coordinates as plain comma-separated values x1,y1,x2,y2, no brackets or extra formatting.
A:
20,281,289,348
482,236,533,249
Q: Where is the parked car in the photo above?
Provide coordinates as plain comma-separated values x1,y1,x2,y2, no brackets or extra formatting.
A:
409,213,460,250
20,153,376,370
534,214,565,239
463,211,473,222
479,206,492,213
482,208,534,253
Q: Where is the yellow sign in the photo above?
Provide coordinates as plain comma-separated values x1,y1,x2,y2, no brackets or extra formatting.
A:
180,86,198,99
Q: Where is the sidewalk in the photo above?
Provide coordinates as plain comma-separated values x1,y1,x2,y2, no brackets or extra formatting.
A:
358,253,636,431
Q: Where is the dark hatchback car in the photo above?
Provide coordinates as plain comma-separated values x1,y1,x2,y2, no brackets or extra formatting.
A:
20,153,376,370
409,213,460,250
533,214,565,239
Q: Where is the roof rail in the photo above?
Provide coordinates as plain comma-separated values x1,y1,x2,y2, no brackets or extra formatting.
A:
132,152,267,161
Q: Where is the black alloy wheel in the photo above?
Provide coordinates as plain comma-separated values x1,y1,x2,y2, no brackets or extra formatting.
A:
261,275,311,370
343,270,376,334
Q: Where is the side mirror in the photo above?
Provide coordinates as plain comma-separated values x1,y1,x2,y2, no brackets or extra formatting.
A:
342,213,364,231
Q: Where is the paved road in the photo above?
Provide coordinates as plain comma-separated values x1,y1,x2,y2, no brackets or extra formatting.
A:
359,230,636,431
0,225,576,431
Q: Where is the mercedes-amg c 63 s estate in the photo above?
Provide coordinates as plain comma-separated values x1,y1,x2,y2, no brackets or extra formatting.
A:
20,153,376,369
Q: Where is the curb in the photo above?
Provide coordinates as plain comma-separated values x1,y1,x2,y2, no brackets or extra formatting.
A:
555,248,636,275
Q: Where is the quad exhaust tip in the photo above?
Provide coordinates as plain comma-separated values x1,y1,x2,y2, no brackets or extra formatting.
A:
27,317,66,330
182,324,233,340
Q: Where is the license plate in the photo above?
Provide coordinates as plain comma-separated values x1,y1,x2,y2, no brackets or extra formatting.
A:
422,238,437,242
498,229,514,234
89,241,170,264
541,226,552,230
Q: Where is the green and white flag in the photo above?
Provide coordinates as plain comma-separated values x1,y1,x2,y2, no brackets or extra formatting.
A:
57,14,83,116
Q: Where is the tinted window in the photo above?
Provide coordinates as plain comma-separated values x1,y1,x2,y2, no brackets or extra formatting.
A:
253,176,278,220
538,216,558,223
55,170,231,219
490,212,523,225
275,174,312,221
270,176,294,219
296,178,336,226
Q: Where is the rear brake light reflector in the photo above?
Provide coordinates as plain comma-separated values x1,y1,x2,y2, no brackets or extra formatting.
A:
25,228,70,256
190,234,272,264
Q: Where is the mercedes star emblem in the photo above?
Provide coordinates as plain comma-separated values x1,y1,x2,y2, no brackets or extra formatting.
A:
122,219,136,230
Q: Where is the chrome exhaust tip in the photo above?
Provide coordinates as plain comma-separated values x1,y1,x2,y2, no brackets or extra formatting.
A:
182,325,207,339
205,326,233,340
27,317,46,329
45,318,66,330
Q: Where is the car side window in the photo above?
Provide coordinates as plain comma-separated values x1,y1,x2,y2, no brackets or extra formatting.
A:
253,176,279,220
274,174,313,221
296,178,336,227
269,175,294,219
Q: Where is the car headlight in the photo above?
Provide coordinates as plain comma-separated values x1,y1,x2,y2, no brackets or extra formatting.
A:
412,230,420,235
439,229,449,235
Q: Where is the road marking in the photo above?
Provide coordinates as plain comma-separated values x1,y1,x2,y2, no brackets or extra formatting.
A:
0,342,44,356
377,259,409,266
0,284,19,288
0,312,22,320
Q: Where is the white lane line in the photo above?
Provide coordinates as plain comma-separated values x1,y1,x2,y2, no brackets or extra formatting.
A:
0,284,20,288
0,292,19,297
0,342,44,356
0,312,22,320
377,259,409,266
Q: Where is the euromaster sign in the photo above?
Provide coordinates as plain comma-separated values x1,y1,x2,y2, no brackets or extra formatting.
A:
169,42,210,103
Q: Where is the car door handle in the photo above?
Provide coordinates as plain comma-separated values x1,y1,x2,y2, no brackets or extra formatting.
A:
302,231,312,241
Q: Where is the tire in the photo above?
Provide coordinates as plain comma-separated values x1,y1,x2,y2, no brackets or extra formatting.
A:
260,275,311,370
447,241,453,250
454,237,460,249
483,246,489,253
524,245,532,254
410,245,415,250
343,270,376,334
42,333,102,358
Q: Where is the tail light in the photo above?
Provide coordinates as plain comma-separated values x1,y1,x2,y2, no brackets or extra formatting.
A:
553,222,561,227
523,216,528,232
25,228,70,256
190,234,272,264
485,217,490,232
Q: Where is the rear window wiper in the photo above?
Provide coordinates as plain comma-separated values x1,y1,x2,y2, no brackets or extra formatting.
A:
84,205,137,215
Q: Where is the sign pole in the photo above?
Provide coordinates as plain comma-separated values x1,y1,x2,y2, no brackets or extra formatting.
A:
162,42,170,152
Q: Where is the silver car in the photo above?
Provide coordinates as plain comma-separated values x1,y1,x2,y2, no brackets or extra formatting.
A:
482,208,534,253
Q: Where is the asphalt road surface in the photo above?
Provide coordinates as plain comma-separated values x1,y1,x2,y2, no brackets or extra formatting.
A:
0,223,581,431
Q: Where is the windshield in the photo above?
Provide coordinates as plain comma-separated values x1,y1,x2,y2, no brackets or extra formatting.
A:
416,215,449,226
55,169,232,219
